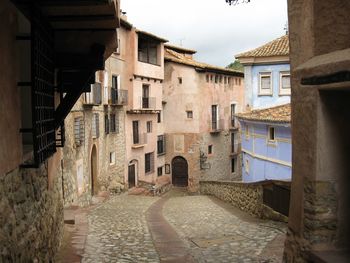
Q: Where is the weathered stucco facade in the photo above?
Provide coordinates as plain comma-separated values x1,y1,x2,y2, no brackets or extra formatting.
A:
163,46,245,192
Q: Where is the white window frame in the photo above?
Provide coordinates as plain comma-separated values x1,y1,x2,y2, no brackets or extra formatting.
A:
259,72,273,96
279,71,291,96
268,126,276,143
109,151,116,165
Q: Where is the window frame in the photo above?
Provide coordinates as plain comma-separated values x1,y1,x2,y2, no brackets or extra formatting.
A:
145,152,154,174
279,71,291,96
186,111,193,119
157,166,163,177
208,145,213,155
157,135,166,155
259,72,273,96
146,121,152,133
138,37,159,65
109,151,116,165
268,126,276,142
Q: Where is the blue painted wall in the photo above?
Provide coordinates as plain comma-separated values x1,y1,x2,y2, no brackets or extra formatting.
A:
240,121,291,182
244,63,290,109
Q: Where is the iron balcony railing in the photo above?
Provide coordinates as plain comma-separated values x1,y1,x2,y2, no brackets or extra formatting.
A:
84,83,102,105
211,119,224,132
140,96,156,109
132,132,148,146
110,88,128,105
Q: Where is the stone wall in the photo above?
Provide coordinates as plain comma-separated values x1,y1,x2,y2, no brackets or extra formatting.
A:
200,180,288,222
0,165,63,262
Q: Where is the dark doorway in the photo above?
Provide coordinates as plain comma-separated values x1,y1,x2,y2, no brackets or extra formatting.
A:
91,145,98,195
172,156,188,187
128,164,136,188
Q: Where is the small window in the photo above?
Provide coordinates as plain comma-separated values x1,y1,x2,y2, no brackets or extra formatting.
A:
145,152,154,173
245,159,249,173
231,158,236,173
110,151,116,165
268,127,276,141
210,75,213,82
215,75,218,83
92,113,99,138
157,135,165,155
228,77,231,85
157,112,161,123
186,111,193,119
219,75,222,83
238,78,241,86
208,145,213,155
245,125,250,139
279,72,291,95
104,114,109,134
74,117,84,146
259,72,272,95
147,121,152,133
157,166,163,177
110,113,117,133
178,77,182,84
206,75,209,82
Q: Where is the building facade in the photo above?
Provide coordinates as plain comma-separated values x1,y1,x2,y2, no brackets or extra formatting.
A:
163,45,245,192
237,104,291,182
236,35,290,109
0,0,120,261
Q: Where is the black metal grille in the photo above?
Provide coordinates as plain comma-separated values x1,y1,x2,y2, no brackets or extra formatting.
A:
31,12,56,166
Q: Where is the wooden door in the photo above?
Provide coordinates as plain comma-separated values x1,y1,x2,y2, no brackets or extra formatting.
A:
128,164,136,188
172,157,188,187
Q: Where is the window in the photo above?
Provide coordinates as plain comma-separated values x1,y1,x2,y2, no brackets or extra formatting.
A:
92,113,99,138
111,75,121,104
230,104,236,127
210,75,213,82
215,75,218,83
211,105,218,130
142,84,150,108
206,75,209,82
145,152,154,173
228,77,231,85
147,121,152,133
109,151,116,165
138,37,158,64
259,72,272,95
245,125,250,139
178,77,182,84
110,114,117,133
157,135,165,155
104,114,109,134
224,76,227,84
245,159,250,173
132,121,139,144
157,112,161,123
279,72,291,95
74,117,84,146
268,126,276,141
157,166,163,177
231,132,236,153
231,158,236,173
186,111,193,119
238,78,241,86
208,145,213,155
219,75,222,83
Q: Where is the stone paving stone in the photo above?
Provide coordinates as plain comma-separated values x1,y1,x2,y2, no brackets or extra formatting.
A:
162,194,287,263
81,194,160,263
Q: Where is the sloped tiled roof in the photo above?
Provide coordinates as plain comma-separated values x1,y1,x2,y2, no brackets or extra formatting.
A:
236,35,289,59
165,48,243,75
165,44,197,54
236,104,291,123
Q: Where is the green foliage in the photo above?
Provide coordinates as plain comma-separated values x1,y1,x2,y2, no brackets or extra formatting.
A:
226,59,244,72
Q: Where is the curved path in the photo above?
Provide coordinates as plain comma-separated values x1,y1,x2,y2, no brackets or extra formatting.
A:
59,189,286,262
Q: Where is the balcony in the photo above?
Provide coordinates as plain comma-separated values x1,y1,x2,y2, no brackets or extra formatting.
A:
141,97,156,109
83,83,101,106
210,119,224,133
230,143,241,157
110,88,128,106
132,133,148,149
229,118,239,131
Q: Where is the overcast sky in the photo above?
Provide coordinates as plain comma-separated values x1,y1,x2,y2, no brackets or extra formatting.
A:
121,0,288,67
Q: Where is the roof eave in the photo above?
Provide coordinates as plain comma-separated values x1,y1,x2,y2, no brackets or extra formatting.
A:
238,55,290,66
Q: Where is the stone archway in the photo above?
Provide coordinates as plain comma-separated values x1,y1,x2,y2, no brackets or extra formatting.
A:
172,156,188,187
91,145,98,195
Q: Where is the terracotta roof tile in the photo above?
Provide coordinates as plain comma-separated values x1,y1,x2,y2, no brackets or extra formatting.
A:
236,103,291,123
236,35,289,58
165,44,197,54
165,48,243,75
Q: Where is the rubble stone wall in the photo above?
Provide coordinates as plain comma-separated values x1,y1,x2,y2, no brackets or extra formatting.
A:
0,165,63,262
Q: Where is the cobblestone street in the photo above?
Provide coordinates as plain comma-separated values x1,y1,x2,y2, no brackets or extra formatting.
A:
64,189,286,263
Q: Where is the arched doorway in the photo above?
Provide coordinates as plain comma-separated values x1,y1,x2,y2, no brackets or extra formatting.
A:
91,145,98,195
172,156,188,187
128,160,138,188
